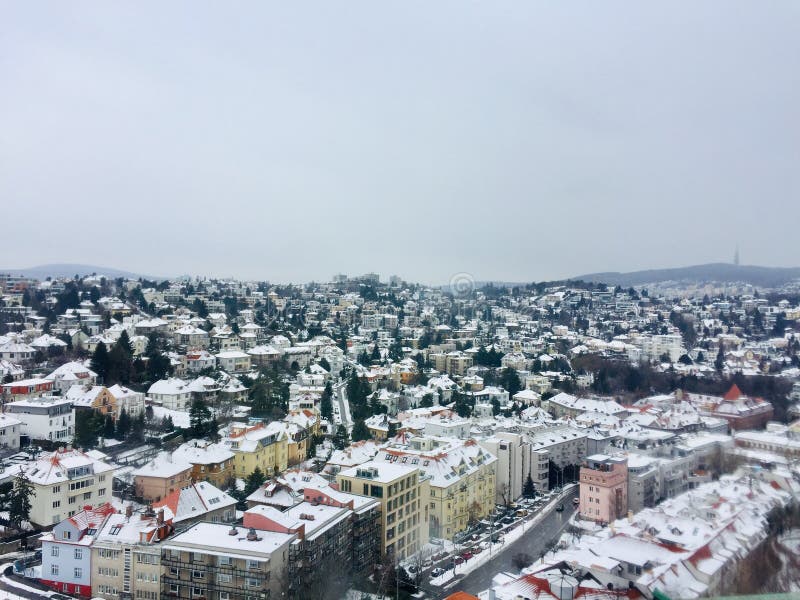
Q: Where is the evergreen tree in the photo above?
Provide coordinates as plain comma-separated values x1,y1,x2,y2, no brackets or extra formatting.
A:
116,408,132,440
351,419,371,442
103,414,115,439
244,467,267,497
522,473,536,498
8,472,34,530
74,410,102,449
320,382,334,421
131,413,146,443
190,399,213,438
715,343,725,372
333,424,350,450
500,367,522,398
91,342,110,382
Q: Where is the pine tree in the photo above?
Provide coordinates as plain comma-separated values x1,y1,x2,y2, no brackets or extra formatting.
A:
103,414,115,439
320,382,334,421
351,419,371,442
244,467,267,497
333,425,350,450
116,408,131,440
190,399,213,438
8,472,33,530
715,343,725,372
523,473,536,498
91,342,110,382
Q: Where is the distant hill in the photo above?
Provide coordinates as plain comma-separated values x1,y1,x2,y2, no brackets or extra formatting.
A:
572,263,800,288
0,263,162,281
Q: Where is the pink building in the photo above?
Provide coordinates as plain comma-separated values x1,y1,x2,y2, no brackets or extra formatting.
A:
579,454,628,524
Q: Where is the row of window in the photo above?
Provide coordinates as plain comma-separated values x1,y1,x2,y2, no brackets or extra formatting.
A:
51,565,81,578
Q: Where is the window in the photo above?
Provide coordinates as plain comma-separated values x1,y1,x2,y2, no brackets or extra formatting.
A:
218,556,232,566
74,568,83,578
220,593,230,600
110,525,122,535
191,587,205,598
192,570,205,579
246,578,261,588
247,560,260,570
74,548,83,560
218,574,232,584
52,485,61,493
169,584,179,595
98,488,106,496
51,546,59,557
83,491,92,500
51,565,59,576
62,531,71,540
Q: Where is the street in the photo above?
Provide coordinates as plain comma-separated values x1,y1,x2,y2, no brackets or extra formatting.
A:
437,486,579,598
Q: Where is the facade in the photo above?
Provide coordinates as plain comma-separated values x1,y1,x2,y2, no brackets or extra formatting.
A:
171,441,236,489
147,378,192,411
23,447,117,526
40,503,117,597
2,377,54,401
161,522,295,600
5,395,74,442
0,413,22,450
222,422,288,478
381,438,496,539
133,452,194,503
90,507,173,600
579,454,628,524
336,460,429,561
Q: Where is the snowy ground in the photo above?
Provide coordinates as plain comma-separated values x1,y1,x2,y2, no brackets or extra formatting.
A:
428,484,578,588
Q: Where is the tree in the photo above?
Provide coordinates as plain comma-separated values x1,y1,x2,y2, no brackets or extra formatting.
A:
523,473,536,499
103,414,115,440
116,408,132,440
91,342,110,382
500,367,522,398
351,419,371,442
320,382,334,422
74,410,102,449
8,472,34,530
244,467,267,498
420,393,434,408
190,398,213,438
715,343,725,372
333,424,350,450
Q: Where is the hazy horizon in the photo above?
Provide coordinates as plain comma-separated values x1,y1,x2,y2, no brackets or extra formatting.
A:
2,2,799,284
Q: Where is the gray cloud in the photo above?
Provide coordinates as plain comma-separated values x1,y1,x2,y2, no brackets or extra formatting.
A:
1,2,798,283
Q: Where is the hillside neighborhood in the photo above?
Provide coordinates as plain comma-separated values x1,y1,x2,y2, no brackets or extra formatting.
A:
0,271,798,599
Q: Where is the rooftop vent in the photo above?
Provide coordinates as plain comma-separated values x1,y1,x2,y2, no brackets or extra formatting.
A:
228,526,239,536
246,527,261,542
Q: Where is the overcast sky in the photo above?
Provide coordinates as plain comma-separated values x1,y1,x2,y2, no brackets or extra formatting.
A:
2,2,798,284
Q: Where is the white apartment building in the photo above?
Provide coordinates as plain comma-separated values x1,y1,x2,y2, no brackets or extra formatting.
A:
23,448,117,526
5,396,74,442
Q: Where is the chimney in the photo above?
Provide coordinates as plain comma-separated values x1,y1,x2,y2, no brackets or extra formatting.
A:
228,526,239,536
125,504,133,518
246,527,260,541
157,509,164,525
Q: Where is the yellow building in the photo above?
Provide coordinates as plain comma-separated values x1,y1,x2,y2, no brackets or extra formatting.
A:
336,460,429,561
384,437,497,539
222,422,288,478
283,409,322,466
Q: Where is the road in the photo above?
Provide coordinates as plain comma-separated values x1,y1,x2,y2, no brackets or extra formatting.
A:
440,487,579,597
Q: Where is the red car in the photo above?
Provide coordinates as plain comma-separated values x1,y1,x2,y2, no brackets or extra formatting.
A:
461,551,473,561
454,556,465,566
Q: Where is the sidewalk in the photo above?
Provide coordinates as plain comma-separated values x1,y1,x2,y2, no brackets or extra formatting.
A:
429,484,578,588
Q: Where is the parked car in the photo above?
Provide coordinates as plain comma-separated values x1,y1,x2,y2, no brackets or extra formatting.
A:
406,565,418,576
572,497,580,506
461,551,473,561
491,533,505,543
555,504,564,512
454,556,465,566
472,545,483,554
431,567,446,578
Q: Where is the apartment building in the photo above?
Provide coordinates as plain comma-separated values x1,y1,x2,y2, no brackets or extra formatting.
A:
221,421,288,478
153,481,236,527
579,454,628,524
133,452,194,503
23,448,116,526
171,441,235,489
5,395,73,442
0,413,21,450
161,522,295,600
336,460,429,561
40,503,117,597
381,438,496,539
91,506,173,600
